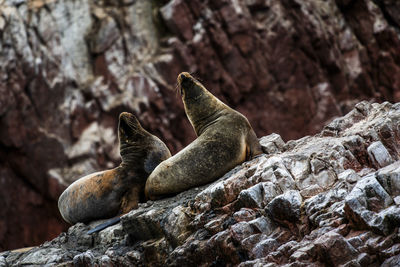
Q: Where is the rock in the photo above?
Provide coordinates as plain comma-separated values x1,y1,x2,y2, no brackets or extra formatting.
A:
338,169,361,184
305,188,347,227
16,248,65,266
237,183,264,208
260,182,282,205
314,231,359,266
259,133,285,154
163,206,192,246
248,217,275,236
0,256,6,266
96,223,124,245
381,254,400,267
3,102,400,266
251,238,279,259
233,208,258,222
99,255,113,267
204,215,228,234
266,190,302,224
367,141,394,168
344,171,398,234
2,0,400,251
73,250,95,267
376,161,400,196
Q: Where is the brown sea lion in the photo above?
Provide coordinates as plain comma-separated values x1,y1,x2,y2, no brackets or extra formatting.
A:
145,72,262,199
58,112,171,224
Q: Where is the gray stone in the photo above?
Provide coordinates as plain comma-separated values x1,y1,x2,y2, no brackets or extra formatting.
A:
300,184,323,198
0,256,7,267
266,190,302,223
394,196,400,205
345,174,394,234
367,141,394,168
381,254,400,267
310,158,327,174
261,182,282,205
248,216,275,235
233,208,257,222
230,222,255,242
314,231,359,266
376,161,400,196
305,188,347,226
259,133,286,154
164,206,192,246
73,250,95,267
99,255,113,267
338,169,361,184
251,238,279,258
96,223,124,245
204,215,228,234
237,183,264,208
17,248,64,266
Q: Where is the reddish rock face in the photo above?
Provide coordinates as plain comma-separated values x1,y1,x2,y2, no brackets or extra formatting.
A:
0,0,400,251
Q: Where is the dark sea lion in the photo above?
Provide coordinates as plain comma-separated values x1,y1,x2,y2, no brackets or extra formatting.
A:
58,112,171,224
145,72,262,199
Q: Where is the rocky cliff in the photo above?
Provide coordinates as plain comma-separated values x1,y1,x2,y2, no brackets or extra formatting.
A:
1,0,400,251
1,102,400,266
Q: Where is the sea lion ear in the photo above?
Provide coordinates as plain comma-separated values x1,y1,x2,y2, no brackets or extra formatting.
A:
118,112,143,142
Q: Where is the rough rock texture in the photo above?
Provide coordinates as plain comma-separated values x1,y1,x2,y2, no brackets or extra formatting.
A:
1,0,400,251
2,102,400,266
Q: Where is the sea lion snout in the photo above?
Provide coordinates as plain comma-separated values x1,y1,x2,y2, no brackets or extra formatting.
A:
179,73,187,81
178,72,205,100
178,72,191,83
119,112,133,120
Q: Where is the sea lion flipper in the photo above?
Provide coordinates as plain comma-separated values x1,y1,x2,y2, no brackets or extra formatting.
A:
120,186,140,213
246,128,263,159
87,216,121,234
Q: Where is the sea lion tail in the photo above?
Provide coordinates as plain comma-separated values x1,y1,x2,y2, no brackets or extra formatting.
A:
86,216,121,235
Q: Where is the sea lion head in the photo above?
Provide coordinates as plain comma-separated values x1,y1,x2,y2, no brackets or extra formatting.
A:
178,72,225,135
177,72,206,101
118,112,145,148
118,112,171,175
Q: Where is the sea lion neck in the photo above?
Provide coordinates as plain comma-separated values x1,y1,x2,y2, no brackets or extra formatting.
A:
118,112,149,172
184,93,226,136
179,72,227,136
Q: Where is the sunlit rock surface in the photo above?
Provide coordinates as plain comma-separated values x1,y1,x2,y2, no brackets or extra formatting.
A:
2,102,400,266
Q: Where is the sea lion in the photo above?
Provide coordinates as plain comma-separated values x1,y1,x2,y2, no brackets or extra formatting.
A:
58,112,171,224
145,72,263,199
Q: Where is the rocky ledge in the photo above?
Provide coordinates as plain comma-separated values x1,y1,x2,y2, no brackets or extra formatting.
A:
2,101,400,266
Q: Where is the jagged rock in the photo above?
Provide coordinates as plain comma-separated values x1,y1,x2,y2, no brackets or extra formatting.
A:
259,133,286,154
344,171,396,235
376,161,400,196
368,141,394,168
2,102,400,266
266,190,302,224
73,250,95,267
2,0,400,257
314,231,359,265
382,254,400,267
237,183,264,208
